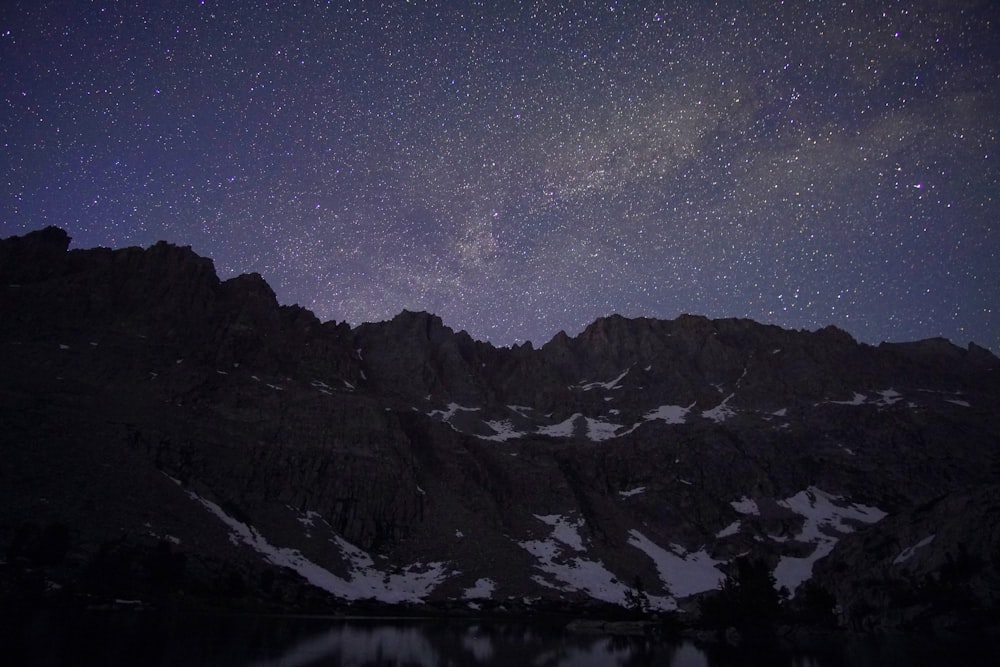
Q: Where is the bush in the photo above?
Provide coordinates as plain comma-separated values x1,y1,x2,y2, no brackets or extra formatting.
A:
700,557,782,629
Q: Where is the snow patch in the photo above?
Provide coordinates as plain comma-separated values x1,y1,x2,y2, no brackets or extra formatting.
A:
945,399,971,407
702,394,736,422
875,388,903,406
585,416,622,441
731,497,760,515
518,515,673,609
297,510,323,536
644,403,691,424
772,487,886,594
537,414,581,438
619,486,646,498
462,578,496,600
427,403,487,437
503,414,624,442
627,530,726,598
474,401,694,443
534,514,585,551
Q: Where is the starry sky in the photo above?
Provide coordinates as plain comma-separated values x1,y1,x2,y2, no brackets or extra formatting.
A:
2,1,998,351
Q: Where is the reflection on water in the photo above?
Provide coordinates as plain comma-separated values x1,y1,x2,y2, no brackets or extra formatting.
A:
245,620,697,667
2,610,996,667
235,621,630,667
246,623,439,667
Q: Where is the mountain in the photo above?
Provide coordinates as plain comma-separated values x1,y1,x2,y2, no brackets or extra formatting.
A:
1,227,998,634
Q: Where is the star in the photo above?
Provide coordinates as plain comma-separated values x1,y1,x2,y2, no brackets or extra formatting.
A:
0,1,997,351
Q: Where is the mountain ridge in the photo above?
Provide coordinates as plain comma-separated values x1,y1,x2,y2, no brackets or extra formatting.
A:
6,226,995,357
2,226,998,634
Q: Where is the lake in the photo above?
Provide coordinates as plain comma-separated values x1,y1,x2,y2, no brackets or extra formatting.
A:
3,610,995,666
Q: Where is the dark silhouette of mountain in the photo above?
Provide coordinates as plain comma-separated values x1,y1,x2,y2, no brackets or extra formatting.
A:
2,227,998,635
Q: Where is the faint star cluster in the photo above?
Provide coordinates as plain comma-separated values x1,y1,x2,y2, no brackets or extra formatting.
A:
1,1,997,350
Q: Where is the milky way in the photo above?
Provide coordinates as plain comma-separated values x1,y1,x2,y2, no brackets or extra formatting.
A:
2,1,998,350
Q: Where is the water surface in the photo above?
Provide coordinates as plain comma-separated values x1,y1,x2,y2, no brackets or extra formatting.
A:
4,611,994,666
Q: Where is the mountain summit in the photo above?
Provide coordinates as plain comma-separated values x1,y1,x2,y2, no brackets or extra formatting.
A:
2,227,998,633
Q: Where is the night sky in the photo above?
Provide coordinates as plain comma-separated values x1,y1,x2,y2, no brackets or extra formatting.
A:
2,1,998,351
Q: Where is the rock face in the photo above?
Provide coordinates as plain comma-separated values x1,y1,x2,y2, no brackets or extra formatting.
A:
1,227,999,629
814,485,1000,633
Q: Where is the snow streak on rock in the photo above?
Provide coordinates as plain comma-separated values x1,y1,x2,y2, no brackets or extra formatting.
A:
172,477,452,602
701,394,736,422
716,521,741,538
830,392,867,406
828,388,908,408
893,535,936,565
533,514,586,551
428,402,480,421
518,514,673,609
437,398,696,443
577,368,630,391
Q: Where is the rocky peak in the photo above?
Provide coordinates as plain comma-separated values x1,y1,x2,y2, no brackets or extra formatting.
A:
0,225,71,283
221,272,277,302
880,336,1000,376
969,341,1000,366
388,309,450,338
353,309,493,404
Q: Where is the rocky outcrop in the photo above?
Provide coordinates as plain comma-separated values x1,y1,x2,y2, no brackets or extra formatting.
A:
814,485,1000,634
1,227,998,630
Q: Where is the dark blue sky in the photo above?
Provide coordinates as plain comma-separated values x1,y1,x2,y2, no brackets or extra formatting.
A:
2,1,998,351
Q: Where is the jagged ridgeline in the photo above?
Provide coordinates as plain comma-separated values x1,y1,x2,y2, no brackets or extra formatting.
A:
1,227,999,631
